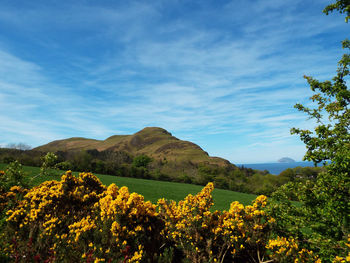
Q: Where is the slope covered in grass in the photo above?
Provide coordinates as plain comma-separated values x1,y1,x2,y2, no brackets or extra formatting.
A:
0,163,256,210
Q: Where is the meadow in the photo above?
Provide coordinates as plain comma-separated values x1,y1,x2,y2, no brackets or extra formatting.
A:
0,163,256,211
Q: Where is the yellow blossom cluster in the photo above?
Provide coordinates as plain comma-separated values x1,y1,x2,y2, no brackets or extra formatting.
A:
3,171,107,261
0,185,27,213
94,183,163,261
266,236,298,255
158,183,278,262
266,237,321,262
332,235,350,263
1,171,333,262
68,215,96,242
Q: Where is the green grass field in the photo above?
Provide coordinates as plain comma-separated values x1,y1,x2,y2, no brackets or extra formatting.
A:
0,163,257,211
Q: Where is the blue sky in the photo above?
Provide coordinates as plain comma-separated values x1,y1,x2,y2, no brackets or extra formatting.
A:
0,0,348,163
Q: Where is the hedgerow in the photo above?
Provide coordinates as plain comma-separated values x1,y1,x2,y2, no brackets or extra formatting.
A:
1,171,334,263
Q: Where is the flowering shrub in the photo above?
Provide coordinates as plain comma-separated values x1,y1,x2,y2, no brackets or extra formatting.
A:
331,235,350,263
0,163,29,253
2,171,106,261
1,171,346,262
0,185,27,214
158,185,278,262
266,236,321,262
91,183,166,262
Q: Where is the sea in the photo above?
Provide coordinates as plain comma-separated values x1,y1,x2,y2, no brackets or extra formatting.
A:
236,161,318,175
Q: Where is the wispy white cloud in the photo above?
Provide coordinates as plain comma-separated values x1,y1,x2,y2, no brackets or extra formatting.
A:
0,0,347,162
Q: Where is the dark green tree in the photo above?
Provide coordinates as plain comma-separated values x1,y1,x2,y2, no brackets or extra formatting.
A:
132,154,152,168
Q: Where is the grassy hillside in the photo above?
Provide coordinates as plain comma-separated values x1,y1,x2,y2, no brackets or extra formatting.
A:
0,163,256,211
29,127,248,190
34,127,232,168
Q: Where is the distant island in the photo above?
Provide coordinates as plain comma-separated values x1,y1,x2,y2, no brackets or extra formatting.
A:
278,157,295,163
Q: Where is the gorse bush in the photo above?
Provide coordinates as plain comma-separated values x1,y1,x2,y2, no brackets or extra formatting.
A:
0,171,330,263
158,186,276,262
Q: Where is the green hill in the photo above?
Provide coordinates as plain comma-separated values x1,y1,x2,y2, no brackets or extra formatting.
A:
34,127,234,178
1,128,290,195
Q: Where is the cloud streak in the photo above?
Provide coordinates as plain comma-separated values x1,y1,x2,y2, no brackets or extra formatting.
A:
0,0,348,163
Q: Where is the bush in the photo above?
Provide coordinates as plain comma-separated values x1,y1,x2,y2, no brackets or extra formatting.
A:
55,161,73,171
0,161,28,192
40,152,59,176
132,155,152,168
0,172,330,262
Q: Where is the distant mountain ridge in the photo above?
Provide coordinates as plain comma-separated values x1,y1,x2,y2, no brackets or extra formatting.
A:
34,127,232,173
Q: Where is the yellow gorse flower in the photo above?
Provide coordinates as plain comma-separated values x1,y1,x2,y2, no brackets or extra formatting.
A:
2,171,326,262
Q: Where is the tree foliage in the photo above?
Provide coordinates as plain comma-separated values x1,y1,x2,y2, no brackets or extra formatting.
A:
40,152,58,176
132,154,152,168
0,161,28,192
291,40,350,164
323,0,350,22
269,1,350,261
